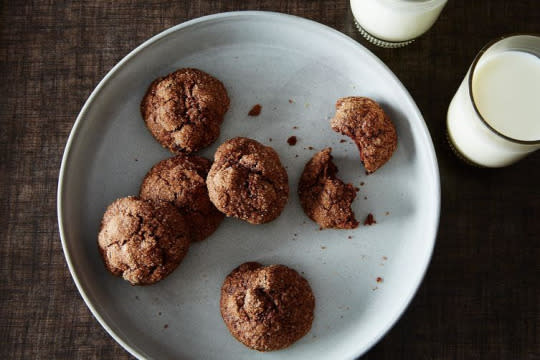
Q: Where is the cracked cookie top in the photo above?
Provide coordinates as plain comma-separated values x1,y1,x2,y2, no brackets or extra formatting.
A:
220,262,315,351
207,137,289,224
139,154,224,242
298,148,359,229
330,97,397,173
97,196,190,285
141,68,230,154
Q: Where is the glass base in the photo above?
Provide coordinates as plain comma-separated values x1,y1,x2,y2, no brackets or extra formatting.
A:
354,20,414,48
446,130,485,168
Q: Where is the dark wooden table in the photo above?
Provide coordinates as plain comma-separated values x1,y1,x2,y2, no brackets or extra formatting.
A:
1,1,539,359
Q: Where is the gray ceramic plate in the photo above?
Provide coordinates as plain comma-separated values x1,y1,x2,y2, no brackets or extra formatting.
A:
58,11,440,360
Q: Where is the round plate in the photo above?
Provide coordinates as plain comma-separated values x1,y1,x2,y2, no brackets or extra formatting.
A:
58,11,440,360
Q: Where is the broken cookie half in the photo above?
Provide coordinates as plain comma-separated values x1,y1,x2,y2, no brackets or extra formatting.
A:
330,97,397,173
298,148,359,229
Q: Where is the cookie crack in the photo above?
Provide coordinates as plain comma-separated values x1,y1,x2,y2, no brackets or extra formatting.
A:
217,158,282,210
180,81,204,122
155,172,179,203
111,208,144,247
241,287,278,323
254,287,279,316
236,159,281,196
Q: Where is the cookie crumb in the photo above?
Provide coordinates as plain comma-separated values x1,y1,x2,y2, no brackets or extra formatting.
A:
293,126,298,129
348,235,352,239
164,324,168,329
382,256,388,260
340,139,347,143
158,312,162,316
248,104,262,116
269,138,272,142
360,182,365,186
364,196,368,200
308,146,314,150
321,246,326,250
289,99,294,104
376,277,383,283
295,154,299,158
287,136,297,146
364,213,376,226
385,211,390,216
134,158,138,162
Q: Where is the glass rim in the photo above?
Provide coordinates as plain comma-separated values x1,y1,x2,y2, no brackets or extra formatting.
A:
381,0,448,10
468,33,540,145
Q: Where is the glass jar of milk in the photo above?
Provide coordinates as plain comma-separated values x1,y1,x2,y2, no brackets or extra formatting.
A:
447,35,540,167
350,0,447,48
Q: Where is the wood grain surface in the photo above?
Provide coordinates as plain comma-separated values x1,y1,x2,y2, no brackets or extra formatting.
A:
1,1,539,359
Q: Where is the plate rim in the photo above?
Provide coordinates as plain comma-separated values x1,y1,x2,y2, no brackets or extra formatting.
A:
57,10,441,360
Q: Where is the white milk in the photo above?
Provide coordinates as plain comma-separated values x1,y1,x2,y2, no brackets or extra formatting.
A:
350,0,447,43
473,52,540,141
447,50,540,167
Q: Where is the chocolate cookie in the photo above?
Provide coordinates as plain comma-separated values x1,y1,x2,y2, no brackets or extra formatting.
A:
330,97,397,173
141,68,230,154
220,262,315,351
97,196,190,285
207,137,289,224
298,148,359,229
140,154,224,242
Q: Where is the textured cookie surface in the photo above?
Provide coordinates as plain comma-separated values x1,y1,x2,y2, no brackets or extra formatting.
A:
140,155,224,242
141,68,229,154
97,196,190,285
220,262,315,351
298,148,359,229
330,97,397,173
207,137,289,224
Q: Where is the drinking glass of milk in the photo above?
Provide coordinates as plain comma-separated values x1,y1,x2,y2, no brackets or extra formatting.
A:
447,35,540,167
350,0,447,48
